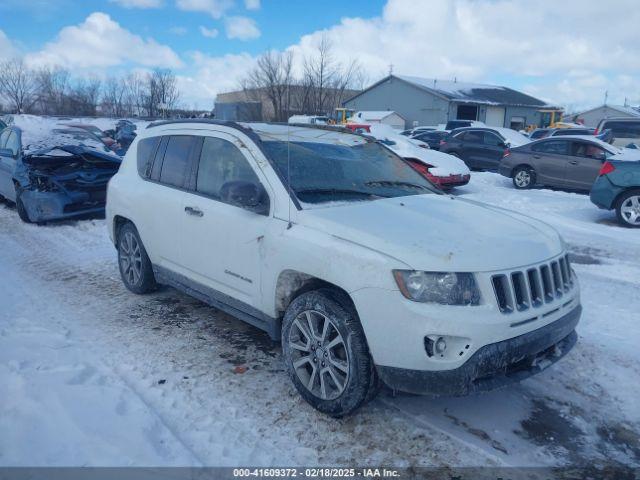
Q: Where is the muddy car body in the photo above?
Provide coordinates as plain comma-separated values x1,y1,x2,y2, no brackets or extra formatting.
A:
0,126,122,223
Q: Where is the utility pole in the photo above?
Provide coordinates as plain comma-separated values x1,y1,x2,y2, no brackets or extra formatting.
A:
604,90,608,106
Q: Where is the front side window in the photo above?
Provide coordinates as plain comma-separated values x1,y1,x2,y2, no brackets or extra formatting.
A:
483,132,502,146
571,142,608,159
196,137,261,200
262,140,436,205
0,129,10,149
159,135,195,188
531,140,569,155
464,131,484,143
5,131,20,156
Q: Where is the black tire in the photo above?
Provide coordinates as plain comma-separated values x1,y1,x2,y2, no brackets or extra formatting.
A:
615,189,640,228
15,189,32,223
512,165,536,189
281,288,377,417
117,222,158,294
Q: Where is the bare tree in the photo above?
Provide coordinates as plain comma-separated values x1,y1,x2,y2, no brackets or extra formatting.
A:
68,77,102,116
300,35,363,116
146,69,180,118
35,66,70,114
242,50,294,122
0,58,36,114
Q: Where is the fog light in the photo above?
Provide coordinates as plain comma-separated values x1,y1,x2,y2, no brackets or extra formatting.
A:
435,337,447,354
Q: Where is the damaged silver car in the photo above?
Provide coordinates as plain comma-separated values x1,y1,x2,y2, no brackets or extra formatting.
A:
0,125,122,223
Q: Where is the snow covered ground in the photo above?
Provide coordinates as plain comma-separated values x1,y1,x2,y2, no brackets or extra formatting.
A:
0,136,639,467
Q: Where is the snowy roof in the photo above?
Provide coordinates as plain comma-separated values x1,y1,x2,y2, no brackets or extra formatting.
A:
572,104,640,118
348,75,553,108
241,123,368,146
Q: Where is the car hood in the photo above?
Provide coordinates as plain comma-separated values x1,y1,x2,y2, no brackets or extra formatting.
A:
298,194,563,272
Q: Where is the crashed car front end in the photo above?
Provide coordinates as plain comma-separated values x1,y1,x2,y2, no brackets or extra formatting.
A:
16,146,121,222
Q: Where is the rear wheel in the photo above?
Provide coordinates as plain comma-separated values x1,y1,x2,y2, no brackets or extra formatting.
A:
117,222,158,293
282,289,377,417
615,190,640,228
513,166,535,189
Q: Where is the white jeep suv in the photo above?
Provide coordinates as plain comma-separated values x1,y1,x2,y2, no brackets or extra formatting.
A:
106,120,581,416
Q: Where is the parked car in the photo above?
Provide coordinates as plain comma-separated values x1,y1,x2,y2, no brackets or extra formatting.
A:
107,120,581,417
445,120,485,131
590,160,640,228
288,115,330,125
595,117,640,148
61,123,117,150
440,127,530,170
410,130,449,150
529,128,551,140
498,136,637,191
0,125,121,223
367,124,470,189
400,126,437,137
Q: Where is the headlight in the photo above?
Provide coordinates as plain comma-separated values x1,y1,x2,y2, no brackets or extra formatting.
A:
393,270,480,305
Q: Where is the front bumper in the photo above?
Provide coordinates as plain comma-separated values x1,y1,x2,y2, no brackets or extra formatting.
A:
20,189,106,222
377,304,580,396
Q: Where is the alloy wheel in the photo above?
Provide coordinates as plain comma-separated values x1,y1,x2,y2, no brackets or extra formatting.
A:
620,195,640,226
514,170,531,187
288,310,349,400
119,231,143,286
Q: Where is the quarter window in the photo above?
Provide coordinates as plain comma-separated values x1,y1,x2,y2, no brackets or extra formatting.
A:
136,136,161,179
159,136,196,188
196,137,261,201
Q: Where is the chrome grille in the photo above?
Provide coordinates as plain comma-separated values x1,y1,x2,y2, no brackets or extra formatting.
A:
492,254,574,314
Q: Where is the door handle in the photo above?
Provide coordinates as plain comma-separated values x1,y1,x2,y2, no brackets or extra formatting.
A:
533,155,541,159
569,160,578,165
184,206,204,217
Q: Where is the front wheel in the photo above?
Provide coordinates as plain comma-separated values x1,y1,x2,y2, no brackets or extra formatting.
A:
615,190,640,228
513,166,536,189
281,289,377,417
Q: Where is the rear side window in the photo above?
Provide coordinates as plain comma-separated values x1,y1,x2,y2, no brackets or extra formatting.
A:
601,121,640,139
159,136,196,188
531,140,569,155
196,137,261,201
136,136,161,179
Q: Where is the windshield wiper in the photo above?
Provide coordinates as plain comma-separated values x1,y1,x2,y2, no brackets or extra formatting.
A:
296,188,387,198
364,180,429,190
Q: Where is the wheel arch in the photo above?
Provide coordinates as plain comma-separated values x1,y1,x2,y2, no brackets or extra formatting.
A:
113,214,132,247
511,163,536,177
613,187,640,210
274,269,359,322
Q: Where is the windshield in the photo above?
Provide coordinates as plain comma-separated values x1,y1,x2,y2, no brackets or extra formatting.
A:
262,140,437,205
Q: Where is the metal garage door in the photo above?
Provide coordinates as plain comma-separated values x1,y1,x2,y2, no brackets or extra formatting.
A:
486,107,506,127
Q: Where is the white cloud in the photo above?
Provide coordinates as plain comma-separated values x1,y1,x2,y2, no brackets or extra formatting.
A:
175,0,234,19
199,26,219,38
244,0,260,10
169,26,188,35
109,0,163,8
0,29,19,62
283,0,640,109
225,16,260,41
25,12,183,70
177,51,256,107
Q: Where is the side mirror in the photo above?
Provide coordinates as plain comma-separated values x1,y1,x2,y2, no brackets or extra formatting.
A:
0,148,15,158
220,180,269,215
